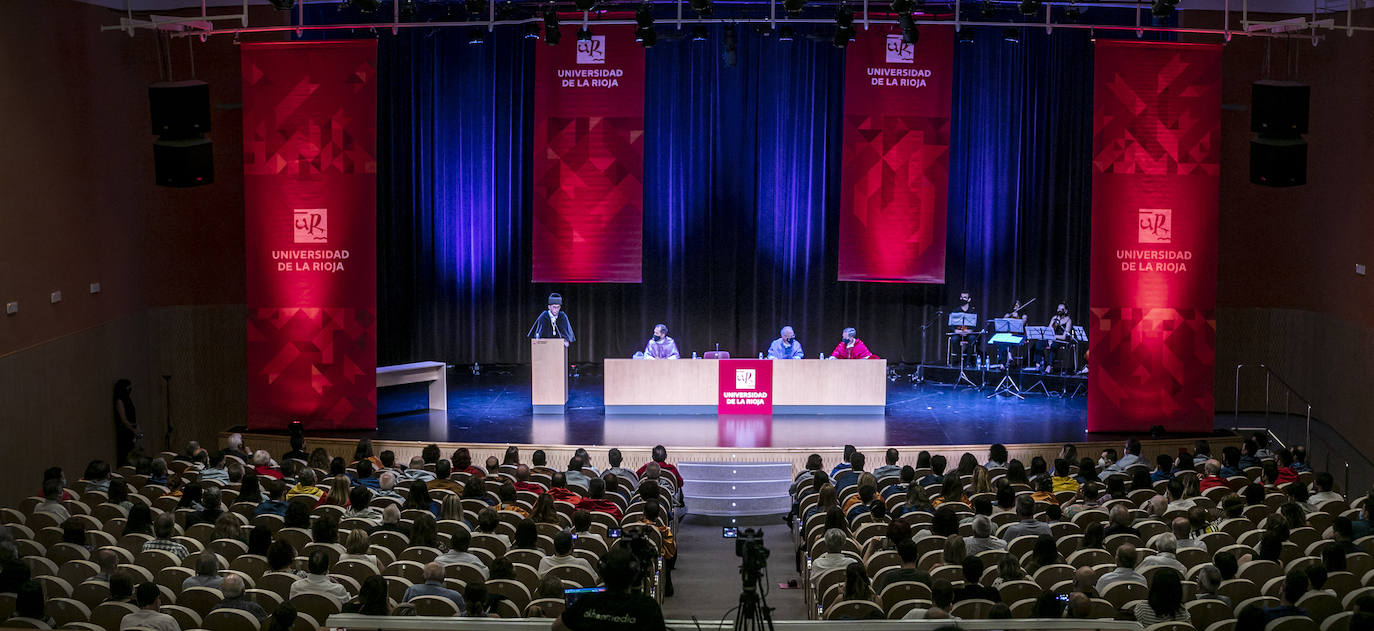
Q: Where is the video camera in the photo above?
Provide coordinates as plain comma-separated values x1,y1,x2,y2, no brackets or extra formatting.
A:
732,527,770,578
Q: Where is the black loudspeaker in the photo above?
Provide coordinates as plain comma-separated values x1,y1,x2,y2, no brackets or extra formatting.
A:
149,80,211,137
153,138,214,187
1250,138,1306,187
1251,80,1309,136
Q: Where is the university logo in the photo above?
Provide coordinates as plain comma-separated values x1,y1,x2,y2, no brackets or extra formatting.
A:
293,208,328,244
576,36,606,64
735,368,756,390
1138,208,1171,244
885,35,914,64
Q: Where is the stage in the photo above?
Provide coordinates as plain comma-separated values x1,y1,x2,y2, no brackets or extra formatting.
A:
366,364,1103,448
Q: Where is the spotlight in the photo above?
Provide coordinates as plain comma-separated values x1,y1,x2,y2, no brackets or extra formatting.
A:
268,0,294,10
890,0,913,12
898,12,919,45
524,23,542,39
777,24,795,40
691,24,708,41
635,3,657,47
1064,4,1082,21
469,29,488,44
1151,0,1178,17
573,0,597,12
1018,0,1040,15
782,0,806,15
833,4,855,47
543,4,561,45
636,28,658,47
723,24,737,67
1002,26,1020,42
577,26,593,41
399,0,416,19
958,27,975,43
691,0,713,16
466,0,487,17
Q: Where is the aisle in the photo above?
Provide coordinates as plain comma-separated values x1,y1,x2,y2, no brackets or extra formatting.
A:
659,521,809,622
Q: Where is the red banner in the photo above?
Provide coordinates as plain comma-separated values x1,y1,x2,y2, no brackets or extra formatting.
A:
533,25,645,283
1087,41,1220,433
718,360,773,415
837,27,953,282
242,41,378,430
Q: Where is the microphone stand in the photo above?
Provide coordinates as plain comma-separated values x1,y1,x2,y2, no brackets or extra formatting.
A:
916,309,944,385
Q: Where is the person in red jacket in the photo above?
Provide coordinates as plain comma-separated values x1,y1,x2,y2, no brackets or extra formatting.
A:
575,477,623,520
636,445,683,489
1198,460,1228,492
830,327,878,360
512,465,546,495
546,472,583,504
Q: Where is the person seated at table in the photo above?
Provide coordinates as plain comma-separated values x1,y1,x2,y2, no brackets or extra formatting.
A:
829,327,877,359
636,324,680,360
766,326,804,359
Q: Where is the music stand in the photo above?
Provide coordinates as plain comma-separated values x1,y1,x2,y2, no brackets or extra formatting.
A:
1022,326,1058,396
945,312,980,389
1067,325,1089,396
986,318,1025,399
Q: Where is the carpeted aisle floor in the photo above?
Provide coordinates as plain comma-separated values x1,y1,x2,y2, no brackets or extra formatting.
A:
660,519,809,623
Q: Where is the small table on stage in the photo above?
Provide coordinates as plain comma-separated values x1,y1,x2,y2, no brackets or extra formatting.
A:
376,362,448,410
603,359,886,414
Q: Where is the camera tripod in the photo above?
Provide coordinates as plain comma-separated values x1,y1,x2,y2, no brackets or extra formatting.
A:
733,570,775,631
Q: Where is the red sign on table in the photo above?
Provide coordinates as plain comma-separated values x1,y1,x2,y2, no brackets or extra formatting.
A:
718,360,773,415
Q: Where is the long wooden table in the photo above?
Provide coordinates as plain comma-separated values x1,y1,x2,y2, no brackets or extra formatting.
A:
603,358,886,414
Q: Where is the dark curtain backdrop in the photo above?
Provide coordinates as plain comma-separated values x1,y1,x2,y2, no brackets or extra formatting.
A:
298,10,1168,365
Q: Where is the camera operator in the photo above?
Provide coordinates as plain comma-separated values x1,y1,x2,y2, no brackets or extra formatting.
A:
553,546,665,631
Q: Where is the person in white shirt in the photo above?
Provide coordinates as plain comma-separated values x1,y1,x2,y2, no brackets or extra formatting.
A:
119,582,181,631
1309,472,1344,505
1136,534,1187,574
963,515,1007,555
35,479,71,522
434,529,488,578
1096,544,1147,594
809,529,859,589
537,531,596,578
289,550,351,607
199,453,230,485
374,472,403,499
402,457,435,482
1106,438,1144,473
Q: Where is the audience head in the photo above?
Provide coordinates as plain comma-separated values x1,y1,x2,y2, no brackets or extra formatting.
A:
1282,568,1309,605
222,573,246,599
823,528,846,554
194,550,218,577
942,534,965,565
1147,569,1184,617
109,573,134,602
1214,550,1238,580
930,454,947,476
599,546,641,592
135,581,162,609
1116,544,1138,569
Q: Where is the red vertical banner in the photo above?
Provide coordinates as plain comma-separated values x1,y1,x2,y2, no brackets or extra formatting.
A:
837,27,953,282
242,41,378,430
718,360,773,415
1088,41,1220,433
533,25,645,283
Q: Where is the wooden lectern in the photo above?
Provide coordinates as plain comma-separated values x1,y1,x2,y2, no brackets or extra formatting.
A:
530,338,568,414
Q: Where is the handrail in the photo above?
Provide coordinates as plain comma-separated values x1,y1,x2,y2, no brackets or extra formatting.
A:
1233,362,1351,493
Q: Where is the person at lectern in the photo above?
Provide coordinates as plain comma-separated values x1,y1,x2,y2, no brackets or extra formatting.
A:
526,293,575,346
637,324,679,359
767,326,804,359
830,327,877,359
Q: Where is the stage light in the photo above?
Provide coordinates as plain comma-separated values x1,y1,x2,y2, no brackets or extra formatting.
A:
782,0,806,15
399,0,416,19
691,24,708,41
268,0,294,11
691,0,713,16
723,24,738,67
1018,0,1040,15
577,26,593,41
354,0,380,11
573,0,597,12
832,4,855,47
958,27,975,43
543,4,561,45
466,0,487,18
524,23,542,39
636,28,658,46
1151,0,1178,17
468,29,488,44
890,0,913,12
1002,26,1020,42
1064,4,1082,21
777,23,795,40
635,3,657,47
898,12,919,45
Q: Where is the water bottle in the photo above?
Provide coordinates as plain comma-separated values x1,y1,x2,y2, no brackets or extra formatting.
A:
819,352,826,359
692,351,698,359
758,352,765,360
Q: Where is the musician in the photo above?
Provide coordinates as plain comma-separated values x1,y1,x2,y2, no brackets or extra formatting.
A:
991,299,1029,369
952,292,979,364
830,328,876,360
1038,304,1073,374
1004,300,1029,322
526,293,576,345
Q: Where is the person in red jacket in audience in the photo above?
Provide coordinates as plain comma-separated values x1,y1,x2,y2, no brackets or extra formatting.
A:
546,472,582,504
1274,448,1300,485
636,445,683,489
512,465,546,495
575,477,623,520
830,327,878,360
1198,460,1228,492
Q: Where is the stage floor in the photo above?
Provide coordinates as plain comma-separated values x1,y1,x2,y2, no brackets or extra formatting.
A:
371,364,1104,448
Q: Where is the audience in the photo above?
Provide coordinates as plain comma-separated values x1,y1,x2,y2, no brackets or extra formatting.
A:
214,574,268,620
288,550,350,606
401,562,466,611
120,582,180,631
182,551,224,590
1095,544,1146,594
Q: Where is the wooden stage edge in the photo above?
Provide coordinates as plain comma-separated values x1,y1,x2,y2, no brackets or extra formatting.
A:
220,430,1243,478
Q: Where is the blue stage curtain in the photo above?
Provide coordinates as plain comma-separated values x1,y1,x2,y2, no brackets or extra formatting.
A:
293,10,1168,365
